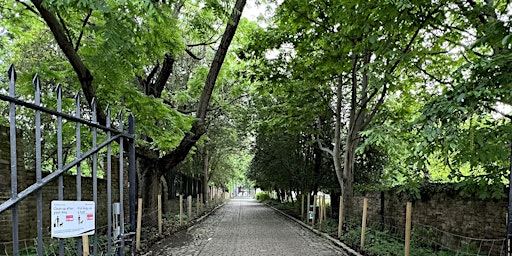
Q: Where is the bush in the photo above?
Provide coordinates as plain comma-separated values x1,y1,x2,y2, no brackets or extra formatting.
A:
254,192,271,202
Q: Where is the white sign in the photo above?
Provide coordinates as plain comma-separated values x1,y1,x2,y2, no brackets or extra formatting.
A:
51,201,95,238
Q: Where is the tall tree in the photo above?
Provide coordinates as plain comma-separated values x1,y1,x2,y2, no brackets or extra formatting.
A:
2,0,247,208
246,0,445,215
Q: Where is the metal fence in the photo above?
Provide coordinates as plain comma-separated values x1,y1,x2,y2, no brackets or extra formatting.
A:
0,65,137,256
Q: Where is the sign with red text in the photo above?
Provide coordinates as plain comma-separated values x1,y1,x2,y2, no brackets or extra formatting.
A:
51,201,95,238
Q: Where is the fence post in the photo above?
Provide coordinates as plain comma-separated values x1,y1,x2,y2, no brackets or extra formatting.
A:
307,195,311,224
136,198,142,251
158,195,162,234
361,197,368,251
82,235,89,256
405,202,412,256
312,195,317,226
197,194,200,216
200,193,204,213
318,195,325,231
323,195,326,220
319,195,324,232
338,195,344,238
301,195,304,220
179,195,184,225
187,195,192,223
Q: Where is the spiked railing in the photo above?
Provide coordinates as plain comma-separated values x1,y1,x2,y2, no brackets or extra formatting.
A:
0,65,137,256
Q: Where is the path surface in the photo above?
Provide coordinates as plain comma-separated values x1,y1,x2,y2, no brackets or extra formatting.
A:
150,197,347,256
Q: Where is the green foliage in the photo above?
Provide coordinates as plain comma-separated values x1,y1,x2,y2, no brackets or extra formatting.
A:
254,191,271,202
339,224,479,256
248,130,337,193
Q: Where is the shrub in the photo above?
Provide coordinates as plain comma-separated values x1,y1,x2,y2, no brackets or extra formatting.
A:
254,192,271,202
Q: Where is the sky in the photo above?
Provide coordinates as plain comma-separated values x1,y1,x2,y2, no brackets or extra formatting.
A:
241,1,273,26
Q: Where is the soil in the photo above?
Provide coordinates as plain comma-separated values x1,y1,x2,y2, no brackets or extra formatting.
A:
140,228,193,255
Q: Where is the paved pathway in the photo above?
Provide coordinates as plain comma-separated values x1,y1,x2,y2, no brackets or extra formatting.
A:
156,198,347,256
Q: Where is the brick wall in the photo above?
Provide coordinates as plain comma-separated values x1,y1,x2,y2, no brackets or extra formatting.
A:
0,126,130,253
352,188,506,240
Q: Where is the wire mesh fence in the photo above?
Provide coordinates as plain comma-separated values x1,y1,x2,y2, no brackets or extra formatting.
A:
335,207,506,255
288,194,507,256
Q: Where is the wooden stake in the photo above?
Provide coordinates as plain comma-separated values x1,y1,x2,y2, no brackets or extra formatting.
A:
179,194,184,225
301,195,304,220
188,195,192,223
200,193,204,213
322,195,326,220
361,197,368,251
405,202,412,256
338,196,344,238
319,195,324,232
158,194,162,234
307,195,311,224
197,194,200,216
136,198,142,251
82,235,89,256
312,195,317,226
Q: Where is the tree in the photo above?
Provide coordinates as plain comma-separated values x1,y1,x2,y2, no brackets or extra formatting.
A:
1,0,247,209
245,0,446,216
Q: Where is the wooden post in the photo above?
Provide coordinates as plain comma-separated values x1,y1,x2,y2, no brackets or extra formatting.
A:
158,194,162,234
197,194,200,216
323,195,326,220
200,193,204,213
82,235,89,256
307,195,311,224
301,195,304,220
136,198,142,251
319,195,324,232
179,194,184,225
188,195,192,223
405,202,412,256
312,195,317,226
361,197,368,251
338,196,344,238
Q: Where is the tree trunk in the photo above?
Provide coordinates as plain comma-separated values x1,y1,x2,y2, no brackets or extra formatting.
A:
137,157,162,213
333,76,344,193
313,144,323,193
159,0,247,172
160,175,169,214
342,132,358,217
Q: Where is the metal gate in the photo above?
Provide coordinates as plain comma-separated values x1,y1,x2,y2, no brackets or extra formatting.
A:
0,65,137,256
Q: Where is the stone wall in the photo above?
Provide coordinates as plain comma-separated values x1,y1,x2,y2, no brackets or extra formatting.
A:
0,126,130,253
351,188,506,240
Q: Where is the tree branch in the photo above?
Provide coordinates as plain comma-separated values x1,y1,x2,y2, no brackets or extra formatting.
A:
414,63,454,85
483,104,512,120
286,4,334,33
359,4,445,132
15,0,38,15
56,12,74,49
317,139,334,156
146,63,160,85
159,0,247,171
151,54,175,98
187,39,218,48
75,9,92,52
185,48,203,60
31,0,106,125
